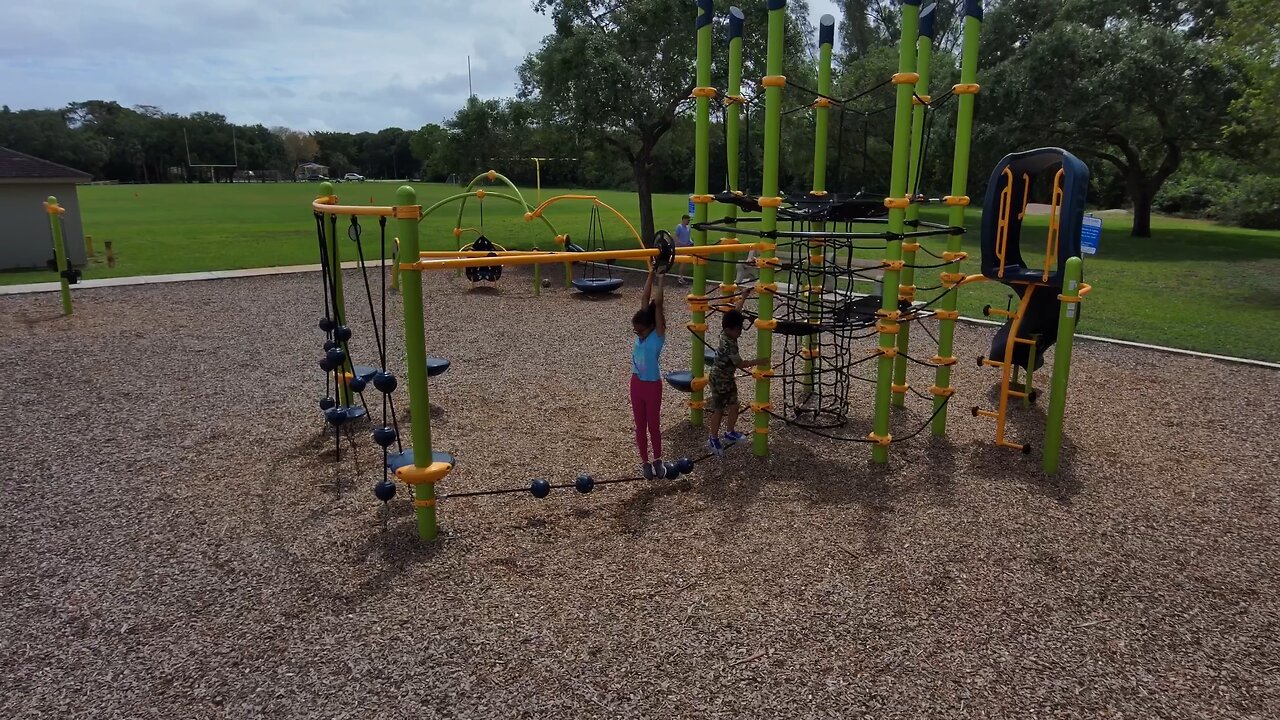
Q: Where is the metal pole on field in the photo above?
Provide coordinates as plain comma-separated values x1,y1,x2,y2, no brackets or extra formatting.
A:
870,0,922,464
1043,256,1084,474
688,0,714,427
393,185,440,541
751,0,787,457
930,0,984,436
44,197,72,316
722,7,745,290
805,14,835,394
892,3,935,408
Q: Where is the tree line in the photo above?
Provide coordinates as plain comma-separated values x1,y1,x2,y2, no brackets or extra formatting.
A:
1,0,1275,236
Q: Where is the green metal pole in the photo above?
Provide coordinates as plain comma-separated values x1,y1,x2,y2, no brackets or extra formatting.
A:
805,15,835,394
870,0,921,464
892,4,934,408
1043,256,1083,474
395,185,438,541
320,181,353,407
752,0,786,457
533,246,541,296
931,0,984,436
722,7,745,290
45,197,72,316
690,0,714,427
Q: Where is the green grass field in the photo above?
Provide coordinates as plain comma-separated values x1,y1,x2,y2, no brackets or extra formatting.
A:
5,181,1278,361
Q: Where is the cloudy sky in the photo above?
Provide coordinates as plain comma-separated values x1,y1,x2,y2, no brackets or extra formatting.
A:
2,0,840,133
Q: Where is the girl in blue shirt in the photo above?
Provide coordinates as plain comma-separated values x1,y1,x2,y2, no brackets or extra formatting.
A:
631,264,666,478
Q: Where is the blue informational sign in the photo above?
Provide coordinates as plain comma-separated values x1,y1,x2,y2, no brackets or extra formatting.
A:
1080,214,1102,255
688,199,696,215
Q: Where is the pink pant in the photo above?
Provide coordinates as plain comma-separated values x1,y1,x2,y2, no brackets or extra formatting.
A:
630,374,662,462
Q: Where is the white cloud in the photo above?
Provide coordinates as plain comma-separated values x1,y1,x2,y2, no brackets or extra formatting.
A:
2,0,843,132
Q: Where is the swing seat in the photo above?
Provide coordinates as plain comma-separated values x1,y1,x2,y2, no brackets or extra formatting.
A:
386,448,457,473
426,357,451,377
353,365,380,382
572,277,624,294
664,370,695,393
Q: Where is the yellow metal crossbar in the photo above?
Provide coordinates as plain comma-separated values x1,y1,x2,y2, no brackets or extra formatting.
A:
406,242,770,272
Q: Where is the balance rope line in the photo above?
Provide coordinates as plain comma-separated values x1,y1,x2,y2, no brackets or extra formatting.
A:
437,451,721,500
764,394,952,445
316,212,369,418
908,88,958,200
313,213,339,407
349,216,405,472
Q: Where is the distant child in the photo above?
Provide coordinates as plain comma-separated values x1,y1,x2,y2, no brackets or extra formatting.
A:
673,215,693,284
630,264,667,478
706,297,768,457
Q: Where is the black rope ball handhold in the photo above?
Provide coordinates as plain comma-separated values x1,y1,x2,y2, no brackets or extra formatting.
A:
319,396,337,411
373,480,397,503
319,356,337,372
575,474,594,494
323,339,339,351
371,426,397,448
335,326,353,342
664,462,681,480
530,478,551,498
349,376,368,393
373,371,398,394
319,317,337,332
326,346,346,367
324,407,348,426
677,457,694,474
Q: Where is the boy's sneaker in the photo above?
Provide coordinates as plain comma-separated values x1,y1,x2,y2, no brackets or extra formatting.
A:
651,459,667,479
723,430,749,444
642,462,655,480
707,436,725,457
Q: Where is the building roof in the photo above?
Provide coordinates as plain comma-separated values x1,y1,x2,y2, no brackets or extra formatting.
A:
0,147,93,181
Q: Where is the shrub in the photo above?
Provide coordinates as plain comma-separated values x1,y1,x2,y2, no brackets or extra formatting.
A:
1211,174,1280,230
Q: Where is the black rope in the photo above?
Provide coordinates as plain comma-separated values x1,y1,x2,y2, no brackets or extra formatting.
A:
439,452,719,500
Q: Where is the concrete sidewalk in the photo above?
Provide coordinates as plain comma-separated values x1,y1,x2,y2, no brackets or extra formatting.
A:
0,260,390,296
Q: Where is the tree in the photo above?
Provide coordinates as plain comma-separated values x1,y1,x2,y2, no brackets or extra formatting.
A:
980,0,1237,237
520,0,812,243
1219,0,1280,164
276,128,320,174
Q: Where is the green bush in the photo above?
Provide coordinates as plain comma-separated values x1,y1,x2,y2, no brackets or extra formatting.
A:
1154,173,1228,216
1212,174,1280,230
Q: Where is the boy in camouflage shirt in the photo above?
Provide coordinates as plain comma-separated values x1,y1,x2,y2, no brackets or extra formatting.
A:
707,307,769,457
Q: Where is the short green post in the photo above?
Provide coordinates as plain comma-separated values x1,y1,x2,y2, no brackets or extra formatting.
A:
319,182,353,407
395,185,438,541
1043,256,1083,474
930,0,984,436
533,247,541,296
45,197,73,316
805,15,835,393
892,5,934,408
690,0,714,427
722,6,745,290
752,0,786,457
871,0,921,464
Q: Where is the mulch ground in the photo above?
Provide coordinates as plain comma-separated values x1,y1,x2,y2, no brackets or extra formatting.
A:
1,267,1277,719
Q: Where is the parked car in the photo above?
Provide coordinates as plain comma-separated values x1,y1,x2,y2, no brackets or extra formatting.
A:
343,173,365,182
304,174,329,182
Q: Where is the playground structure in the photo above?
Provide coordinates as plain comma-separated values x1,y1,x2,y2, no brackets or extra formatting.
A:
307,0,1092,543
42,196,80,316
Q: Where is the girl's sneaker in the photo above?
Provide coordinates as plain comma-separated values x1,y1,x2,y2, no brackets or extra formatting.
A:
707,436,725,457
723,430,749,444
642,462,655,480
651,459,667,479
